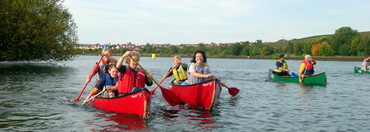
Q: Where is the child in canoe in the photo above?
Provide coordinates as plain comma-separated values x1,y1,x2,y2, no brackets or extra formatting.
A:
82,64,119,104
115,51,153,96
162,55,188,85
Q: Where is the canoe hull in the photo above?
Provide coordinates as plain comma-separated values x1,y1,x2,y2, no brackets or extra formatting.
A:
354,67,370,74
90,89,151,118
168,80,222,110
269,69,327,85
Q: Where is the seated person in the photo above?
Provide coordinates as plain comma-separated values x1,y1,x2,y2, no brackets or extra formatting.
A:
274,54,290,76
163,55,188,85
361,57,370,71
187,50,215,85
116,51,153,96
83,64,119,104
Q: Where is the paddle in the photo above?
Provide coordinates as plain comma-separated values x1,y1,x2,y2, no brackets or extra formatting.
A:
150,66,176,95
82,87,106,105
74,45,107,102
299,65,308,83
74,56,103,102
215,79,239,96
129,56,180,106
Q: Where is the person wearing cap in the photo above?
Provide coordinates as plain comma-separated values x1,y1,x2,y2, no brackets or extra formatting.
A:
299,55,316,83
274,54,290,76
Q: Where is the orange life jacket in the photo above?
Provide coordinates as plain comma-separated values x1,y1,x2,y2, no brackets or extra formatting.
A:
117,68,146,94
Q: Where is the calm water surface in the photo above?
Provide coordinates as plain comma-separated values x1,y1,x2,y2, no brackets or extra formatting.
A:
0,56,369,131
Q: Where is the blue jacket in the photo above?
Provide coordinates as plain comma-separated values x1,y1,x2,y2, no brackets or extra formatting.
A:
96,73,118,91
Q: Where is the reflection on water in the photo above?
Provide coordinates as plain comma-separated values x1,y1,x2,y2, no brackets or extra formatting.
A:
275,82,287,88
161,108,218,131
86,112,148,131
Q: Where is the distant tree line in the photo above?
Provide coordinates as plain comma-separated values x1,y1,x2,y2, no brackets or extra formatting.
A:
78,27,369,58
284,27,369,57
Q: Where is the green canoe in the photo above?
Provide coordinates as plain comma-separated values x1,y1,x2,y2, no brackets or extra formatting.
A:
268,69,327,85
354,67,370,74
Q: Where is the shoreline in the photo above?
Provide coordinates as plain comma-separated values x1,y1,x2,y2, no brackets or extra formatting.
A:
79,54,365,61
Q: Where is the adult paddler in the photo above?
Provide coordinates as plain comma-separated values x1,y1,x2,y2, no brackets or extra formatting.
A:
274,53,290,76
299,55,316,83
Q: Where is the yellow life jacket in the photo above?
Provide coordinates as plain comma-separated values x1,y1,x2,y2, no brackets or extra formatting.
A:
173,64,187,81
190,62,208,66
275,60,288,72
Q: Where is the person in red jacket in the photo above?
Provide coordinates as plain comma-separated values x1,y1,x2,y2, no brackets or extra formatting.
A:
299,55,316,83
115,51,153,96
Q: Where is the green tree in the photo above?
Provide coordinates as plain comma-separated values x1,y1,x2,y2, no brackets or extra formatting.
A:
293,42,303,55
332,27,359,54
285,42,294,54
0,0,78,61
338,44,351,56
302,43,312,55
226,43,242,56
239,45,250,56
350,36,361,56
256,39,263,44
259,46,274,56
357,36,370,56
319,42,334,56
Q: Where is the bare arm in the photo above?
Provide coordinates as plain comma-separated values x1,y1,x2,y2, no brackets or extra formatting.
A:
278,67,290,72
116,51,131,69
190,71,214,78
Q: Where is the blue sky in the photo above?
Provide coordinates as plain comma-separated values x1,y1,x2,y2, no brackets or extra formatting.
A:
63,0,370,45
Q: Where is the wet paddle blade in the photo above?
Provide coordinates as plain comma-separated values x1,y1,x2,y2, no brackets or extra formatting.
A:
149,90,155,95
228,87,240,96
159,86,180,106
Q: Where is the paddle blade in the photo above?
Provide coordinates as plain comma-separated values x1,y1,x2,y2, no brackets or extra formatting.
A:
228,87,240,96
149,90,155,95
159,86,180,106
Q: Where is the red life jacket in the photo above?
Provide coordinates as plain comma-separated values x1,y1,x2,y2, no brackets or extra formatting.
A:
117,68,146,94
302,60,314,75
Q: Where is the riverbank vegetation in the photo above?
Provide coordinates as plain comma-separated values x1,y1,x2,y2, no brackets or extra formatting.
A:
79,27,369,60
0,0,77,61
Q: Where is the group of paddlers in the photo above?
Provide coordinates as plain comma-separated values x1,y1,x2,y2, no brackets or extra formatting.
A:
82,49,224,104
274,53,370,82
274,54,316,83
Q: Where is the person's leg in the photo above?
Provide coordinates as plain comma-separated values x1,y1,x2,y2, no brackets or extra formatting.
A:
173,80,181,85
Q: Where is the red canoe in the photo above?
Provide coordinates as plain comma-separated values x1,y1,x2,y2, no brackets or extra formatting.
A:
89,89,151,118
168,80,222,110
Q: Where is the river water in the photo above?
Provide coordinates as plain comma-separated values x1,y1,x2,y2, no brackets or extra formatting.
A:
0,56,369,131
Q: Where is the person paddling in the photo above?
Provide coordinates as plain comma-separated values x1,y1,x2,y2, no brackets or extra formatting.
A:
116,51,153,96
187,50,224,85
163,55,188,85
274,54,290,76
85,48,118,84
299,55,316,83
361,57,370,71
